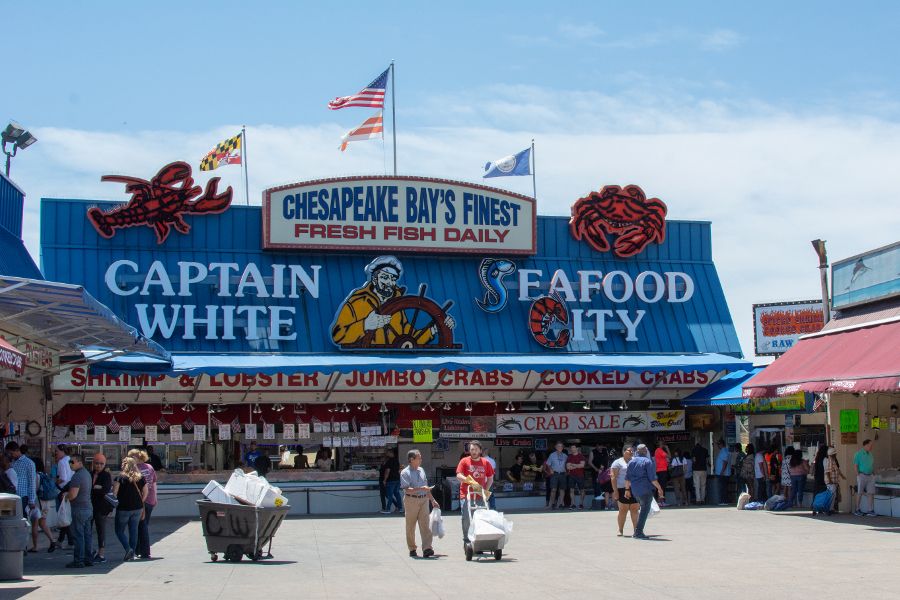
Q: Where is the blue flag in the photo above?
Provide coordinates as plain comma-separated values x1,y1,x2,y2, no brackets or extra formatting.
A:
483,147,532,178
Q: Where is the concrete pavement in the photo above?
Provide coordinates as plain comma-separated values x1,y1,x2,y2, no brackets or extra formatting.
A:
4,506,899,599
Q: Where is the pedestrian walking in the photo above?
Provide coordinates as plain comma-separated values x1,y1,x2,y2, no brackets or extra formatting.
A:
781,446,795,502
566,444,587,509
812,444,828,496
714,439,732,505
54,445,75,547
788,450,809,507
5,442,36,518
546,442,568,509
823,447,846,515
754,446,768,501
65,453,94,568
653,444,670,504
853,439,876,516
625,445,664,540
128,449,157,559
691,442,709,504
455,440,494,548
669,450,688,506
382,449,403,514
90,453,112,563
739,443,756,499
113,457,147,561
611,447,638,535
400,449,439,558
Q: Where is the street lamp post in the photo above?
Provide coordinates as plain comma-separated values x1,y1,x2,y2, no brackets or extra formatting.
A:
2,121,38,178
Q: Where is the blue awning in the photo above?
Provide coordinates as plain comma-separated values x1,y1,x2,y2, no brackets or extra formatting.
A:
0,276,170,360
89,351,750,377
682,367,764,406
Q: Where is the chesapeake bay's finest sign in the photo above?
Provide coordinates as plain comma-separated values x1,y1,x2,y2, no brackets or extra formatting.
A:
495,410,685,435
753,301,824,356
263,176,536,254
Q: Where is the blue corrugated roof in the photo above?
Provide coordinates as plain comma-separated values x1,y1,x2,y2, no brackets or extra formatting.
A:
40,197,744,358
0,225,42,279
682,367,764,405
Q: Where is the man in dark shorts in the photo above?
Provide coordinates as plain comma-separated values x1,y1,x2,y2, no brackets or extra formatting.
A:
566,445,587,509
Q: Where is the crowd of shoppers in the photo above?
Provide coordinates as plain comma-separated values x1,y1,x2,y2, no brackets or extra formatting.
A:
1,443,161,567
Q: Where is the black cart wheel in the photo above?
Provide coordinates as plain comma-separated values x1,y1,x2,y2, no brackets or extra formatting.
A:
211,554,218,562
465,543,473,561
494,549,502,561
225,545,244,562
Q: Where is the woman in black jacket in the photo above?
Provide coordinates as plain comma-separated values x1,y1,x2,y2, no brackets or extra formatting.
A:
90,453,113,562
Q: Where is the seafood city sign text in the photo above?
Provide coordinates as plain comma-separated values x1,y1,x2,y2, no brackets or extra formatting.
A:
263,176,536,255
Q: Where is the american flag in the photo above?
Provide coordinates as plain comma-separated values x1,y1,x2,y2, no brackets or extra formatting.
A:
813,394,827,413
328,67,389,110
340,112,383,151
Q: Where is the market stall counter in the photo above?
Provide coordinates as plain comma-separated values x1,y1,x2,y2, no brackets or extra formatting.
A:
155,469,380,517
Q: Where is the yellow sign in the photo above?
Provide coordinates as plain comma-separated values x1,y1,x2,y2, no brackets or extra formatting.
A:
733,392,807,414
413,420,433,443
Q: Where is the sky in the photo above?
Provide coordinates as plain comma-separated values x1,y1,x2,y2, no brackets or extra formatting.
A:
4,1,900,361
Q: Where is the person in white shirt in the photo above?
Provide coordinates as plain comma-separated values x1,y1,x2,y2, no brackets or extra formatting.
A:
55,445,74,546
610,447,639,536
483,450,498,509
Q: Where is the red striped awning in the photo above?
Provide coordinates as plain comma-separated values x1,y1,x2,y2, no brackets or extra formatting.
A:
0,336,26,375
743,320,900,398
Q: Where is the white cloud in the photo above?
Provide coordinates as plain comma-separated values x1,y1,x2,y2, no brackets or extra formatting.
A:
701,28,744,51
10,85,900,362
557,21,605,41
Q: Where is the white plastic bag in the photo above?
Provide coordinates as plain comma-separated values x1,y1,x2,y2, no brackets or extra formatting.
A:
57,497,72,527
648,498,660,518
429,507,445,539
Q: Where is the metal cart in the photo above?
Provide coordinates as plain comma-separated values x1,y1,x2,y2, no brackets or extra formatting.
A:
197,499,289,562
463,488,506,561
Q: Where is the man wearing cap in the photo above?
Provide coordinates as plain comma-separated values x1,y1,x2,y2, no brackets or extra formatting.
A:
331,255,455,347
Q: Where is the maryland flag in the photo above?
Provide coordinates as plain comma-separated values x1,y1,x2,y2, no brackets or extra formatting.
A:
200,132,242,171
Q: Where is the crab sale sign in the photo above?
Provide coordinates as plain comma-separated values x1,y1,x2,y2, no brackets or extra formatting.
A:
495,410,685,435
263,176,536,254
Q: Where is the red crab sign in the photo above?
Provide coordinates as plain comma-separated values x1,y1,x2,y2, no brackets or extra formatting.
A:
88,161,233,244
569,184,667,258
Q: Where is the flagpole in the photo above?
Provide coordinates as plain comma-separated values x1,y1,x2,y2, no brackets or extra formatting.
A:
531,138,537,200
390,60,397,176
242,125,250,206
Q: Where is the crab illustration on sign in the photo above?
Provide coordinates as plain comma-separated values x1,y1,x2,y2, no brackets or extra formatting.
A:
331,255,461,350
475,258,517,313
87,161,233,244
569,184,667,258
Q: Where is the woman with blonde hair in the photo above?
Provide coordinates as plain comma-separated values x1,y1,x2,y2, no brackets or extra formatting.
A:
128,449,158,559
113,457,147,561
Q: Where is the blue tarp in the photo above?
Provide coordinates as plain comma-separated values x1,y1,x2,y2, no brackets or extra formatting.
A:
89,351,751,377
682,367,764,406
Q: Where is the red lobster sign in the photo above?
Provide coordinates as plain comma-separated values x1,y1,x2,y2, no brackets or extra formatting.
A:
569,184,667,258
88,161,233,244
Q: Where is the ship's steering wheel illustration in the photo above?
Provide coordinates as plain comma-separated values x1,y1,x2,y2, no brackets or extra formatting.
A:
358,283,461,349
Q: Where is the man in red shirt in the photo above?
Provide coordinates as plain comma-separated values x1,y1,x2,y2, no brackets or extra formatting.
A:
455,440,494,547
653,445,670,505
566,444,587,509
